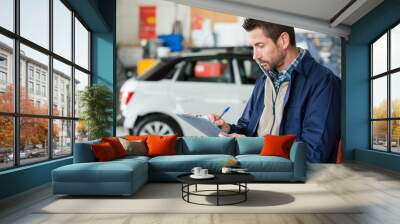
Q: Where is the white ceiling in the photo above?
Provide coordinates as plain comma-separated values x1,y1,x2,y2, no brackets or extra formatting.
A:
227,0,352,22
166,0,384,38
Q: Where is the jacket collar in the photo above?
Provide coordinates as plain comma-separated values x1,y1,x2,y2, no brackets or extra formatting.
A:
293,50,314,77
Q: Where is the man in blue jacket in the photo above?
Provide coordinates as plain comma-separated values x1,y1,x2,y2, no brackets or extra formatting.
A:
209,19,341,163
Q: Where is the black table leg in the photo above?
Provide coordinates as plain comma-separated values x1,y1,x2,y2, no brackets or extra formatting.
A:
245,183,247,201
217,184,219,206
187,184,190,202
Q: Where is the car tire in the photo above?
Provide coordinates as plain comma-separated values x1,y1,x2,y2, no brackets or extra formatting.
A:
133,115,183,136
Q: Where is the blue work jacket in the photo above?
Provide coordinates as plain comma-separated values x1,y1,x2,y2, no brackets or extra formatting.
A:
229,51,341,163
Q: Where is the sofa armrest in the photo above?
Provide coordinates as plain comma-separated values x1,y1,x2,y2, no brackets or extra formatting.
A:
73,140,100,163
289,141,307,181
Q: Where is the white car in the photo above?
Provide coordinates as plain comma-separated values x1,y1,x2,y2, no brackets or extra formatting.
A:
120,48,262,136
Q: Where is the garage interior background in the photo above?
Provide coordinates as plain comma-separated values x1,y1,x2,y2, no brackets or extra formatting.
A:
115,0,342,135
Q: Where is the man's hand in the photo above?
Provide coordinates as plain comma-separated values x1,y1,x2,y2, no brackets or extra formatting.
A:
208,113,230,133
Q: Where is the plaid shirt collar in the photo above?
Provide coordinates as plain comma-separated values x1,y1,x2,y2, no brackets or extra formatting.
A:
267,48,306,92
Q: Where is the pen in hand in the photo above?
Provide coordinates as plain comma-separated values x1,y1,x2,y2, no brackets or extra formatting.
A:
218,106,230,120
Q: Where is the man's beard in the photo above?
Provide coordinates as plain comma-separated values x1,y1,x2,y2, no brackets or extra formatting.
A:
256,52,285,73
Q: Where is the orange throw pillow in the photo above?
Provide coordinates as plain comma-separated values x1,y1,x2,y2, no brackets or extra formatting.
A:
91,142,117,161
101,137,127,158
124,135,148,141
260,134,296,159
146,135,177,157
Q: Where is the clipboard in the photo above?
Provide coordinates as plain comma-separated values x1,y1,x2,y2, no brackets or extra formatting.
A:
176,114,221,137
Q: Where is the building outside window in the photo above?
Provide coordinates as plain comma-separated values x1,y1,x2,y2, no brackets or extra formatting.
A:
0,54,7,67
28,66,34,80
35,83,40,95
41,73,46,83
0,54,7,89
42,85,46,97
0,0,91,170
371,23,400,154
0,71,6,84
28,81,34,94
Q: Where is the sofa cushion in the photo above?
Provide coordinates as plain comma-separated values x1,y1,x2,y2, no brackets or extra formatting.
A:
177,137,235,155
236,155,293,172
147,135,177,157
118,138,147,156
52,159,147,183
115,155,150,163
124,135,148,141
101,137,127,158
148,154,235,172
236,137,263,155
260,134,296,159
91,142,118,161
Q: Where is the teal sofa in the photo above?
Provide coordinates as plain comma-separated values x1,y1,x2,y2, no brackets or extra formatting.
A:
52,137,307,196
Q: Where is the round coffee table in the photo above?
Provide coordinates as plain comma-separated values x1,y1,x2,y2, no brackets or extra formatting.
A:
177,172,255,206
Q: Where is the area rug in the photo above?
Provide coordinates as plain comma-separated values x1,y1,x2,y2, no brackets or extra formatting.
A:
37,183,361,214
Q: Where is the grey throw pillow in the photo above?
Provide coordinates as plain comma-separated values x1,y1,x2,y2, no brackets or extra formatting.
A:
118,138,147,156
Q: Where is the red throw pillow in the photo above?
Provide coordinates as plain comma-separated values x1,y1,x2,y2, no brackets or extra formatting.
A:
124,135,148,141
91,142,117,161
146,135,177,157
101,137,127,158
260,134,296,159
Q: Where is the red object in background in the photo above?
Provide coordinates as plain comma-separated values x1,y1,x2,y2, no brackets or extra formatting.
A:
192,15,203,30
139,6,156,40
194,63,223,78
336,140,342,164
120,91,134,105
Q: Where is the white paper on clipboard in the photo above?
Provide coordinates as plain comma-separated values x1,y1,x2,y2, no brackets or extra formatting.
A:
176,113,221,137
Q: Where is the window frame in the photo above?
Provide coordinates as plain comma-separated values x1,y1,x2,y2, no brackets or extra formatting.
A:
0,0,92,171
370,20,400,154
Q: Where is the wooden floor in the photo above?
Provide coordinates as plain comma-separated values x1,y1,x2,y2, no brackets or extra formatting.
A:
1,162,400,224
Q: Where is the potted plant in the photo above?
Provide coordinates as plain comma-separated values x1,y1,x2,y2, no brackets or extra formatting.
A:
79,84,113,140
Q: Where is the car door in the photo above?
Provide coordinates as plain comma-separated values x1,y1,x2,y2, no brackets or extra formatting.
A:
171,56,242,124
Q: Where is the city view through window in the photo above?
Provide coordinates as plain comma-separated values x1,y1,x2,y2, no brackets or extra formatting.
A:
0,0,90,170
371,23,400,153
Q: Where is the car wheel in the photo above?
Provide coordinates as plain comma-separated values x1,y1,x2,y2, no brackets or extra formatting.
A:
134,115,183,136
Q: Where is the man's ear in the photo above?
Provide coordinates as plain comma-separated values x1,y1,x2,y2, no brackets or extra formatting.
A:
279,32,290,49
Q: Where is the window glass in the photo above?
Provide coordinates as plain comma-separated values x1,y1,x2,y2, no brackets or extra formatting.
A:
19,117,49,165
391,72,400,118
0,35,14,112
372,77,387,119
372,121,388,151
74,69,89,118
0,116,13,170
237,58,262,84
53,59,72,117
177,59,234,83
74,18,89,70
372,34,387,76
391,120,400,153
75,120,88,143
20,0,49,49
53,0,72,60
53,119,72,158
0,0,14,31
20,44,49,115
391,24,400,70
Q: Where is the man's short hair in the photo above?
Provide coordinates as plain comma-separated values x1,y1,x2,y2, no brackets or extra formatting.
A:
242,18,296,46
